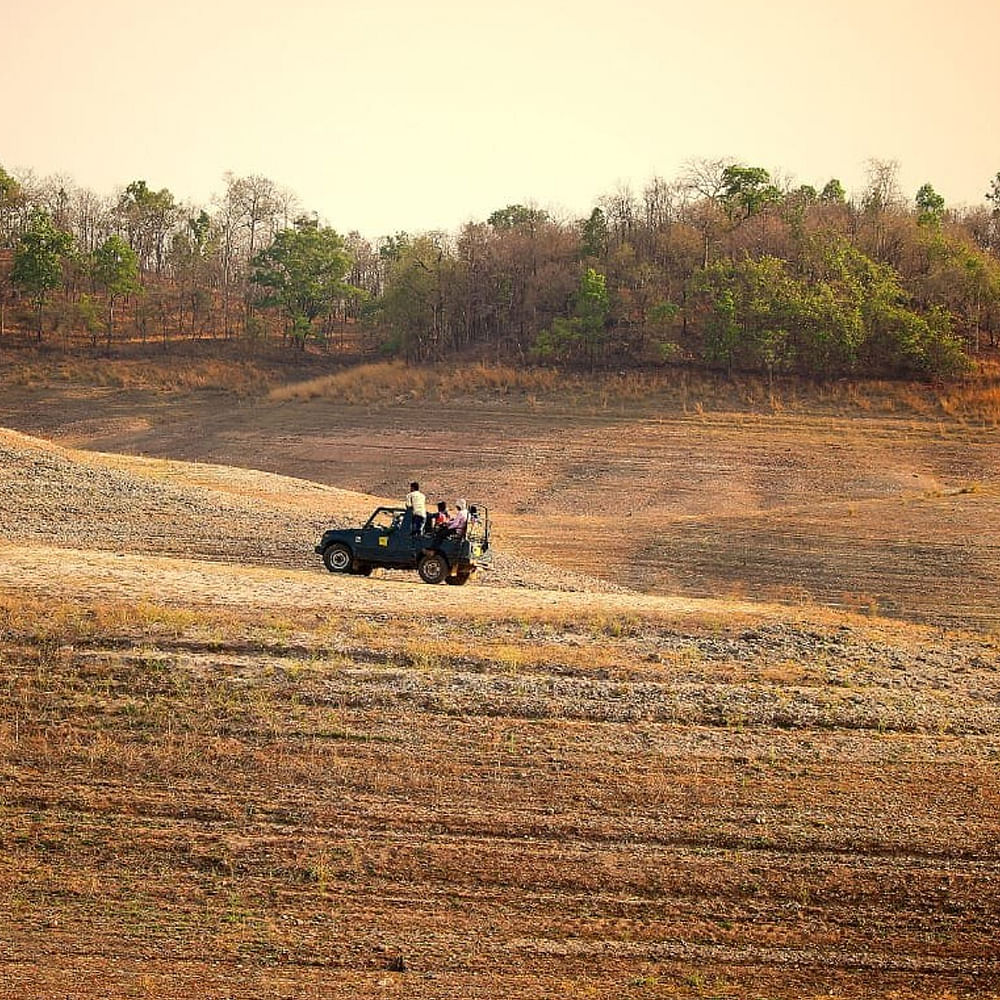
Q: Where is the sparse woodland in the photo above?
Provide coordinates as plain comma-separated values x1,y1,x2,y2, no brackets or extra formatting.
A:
2,159,1000,378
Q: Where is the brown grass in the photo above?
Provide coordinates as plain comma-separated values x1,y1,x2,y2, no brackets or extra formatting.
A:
4,339,1000,425
264,358,1000,425
0,357,275,396
266,361,569,405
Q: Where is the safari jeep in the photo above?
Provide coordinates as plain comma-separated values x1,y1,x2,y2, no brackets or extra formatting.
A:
315,505,491,585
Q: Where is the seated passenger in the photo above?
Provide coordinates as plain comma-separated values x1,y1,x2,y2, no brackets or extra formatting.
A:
431,499,467,544
429,500,448,532
445,499,469,537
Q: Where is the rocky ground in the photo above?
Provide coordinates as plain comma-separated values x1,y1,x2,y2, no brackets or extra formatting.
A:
0,428,617,593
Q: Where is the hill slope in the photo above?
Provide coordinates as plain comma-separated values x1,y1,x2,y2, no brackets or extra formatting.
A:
1,426,999,998
4,377,997,629
0,428,613,592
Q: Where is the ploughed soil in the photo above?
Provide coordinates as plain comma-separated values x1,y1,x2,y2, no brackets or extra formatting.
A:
1,371,999,998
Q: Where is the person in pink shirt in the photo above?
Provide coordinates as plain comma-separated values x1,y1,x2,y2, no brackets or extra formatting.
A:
445,499,468,535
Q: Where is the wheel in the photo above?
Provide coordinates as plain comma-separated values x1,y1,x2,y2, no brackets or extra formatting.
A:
417,552,449,584
323,543,352,573
445,571,470,586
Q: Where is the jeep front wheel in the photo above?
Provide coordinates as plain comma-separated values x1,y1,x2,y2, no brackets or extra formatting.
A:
417,552,449,584
323,543,352,573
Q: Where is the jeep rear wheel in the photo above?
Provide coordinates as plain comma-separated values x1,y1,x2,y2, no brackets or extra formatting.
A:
417,552,449,584
323,543,352,573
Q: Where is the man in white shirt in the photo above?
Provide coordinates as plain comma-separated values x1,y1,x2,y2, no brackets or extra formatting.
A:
406,481,427,535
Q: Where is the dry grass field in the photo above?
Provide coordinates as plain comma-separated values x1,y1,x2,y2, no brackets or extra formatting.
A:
1,354,999,998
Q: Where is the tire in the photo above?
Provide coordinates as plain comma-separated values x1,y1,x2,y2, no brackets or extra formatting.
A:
323,543,352,573
417,552,449,584
445,571,470,586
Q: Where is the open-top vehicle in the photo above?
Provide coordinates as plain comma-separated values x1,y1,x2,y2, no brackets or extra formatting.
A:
315,505,491,584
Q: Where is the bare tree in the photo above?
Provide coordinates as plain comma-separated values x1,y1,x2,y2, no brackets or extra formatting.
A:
679,159,732,266
642,176,675,232
860,158,905,263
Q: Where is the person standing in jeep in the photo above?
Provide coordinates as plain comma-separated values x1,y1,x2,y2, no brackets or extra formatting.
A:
406,481,426,535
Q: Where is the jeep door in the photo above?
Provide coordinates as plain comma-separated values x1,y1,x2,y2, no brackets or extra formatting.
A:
357,509,411,565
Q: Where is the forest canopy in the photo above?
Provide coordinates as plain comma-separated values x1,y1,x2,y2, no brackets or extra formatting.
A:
2,159,1000,378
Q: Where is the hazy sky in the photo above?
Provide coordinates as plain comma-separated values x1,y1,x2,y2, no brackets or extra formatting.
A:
5,0,999,237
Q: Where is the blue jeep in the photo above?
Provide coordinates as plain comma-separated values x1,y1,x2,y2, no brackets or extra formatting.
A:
315,505,491,585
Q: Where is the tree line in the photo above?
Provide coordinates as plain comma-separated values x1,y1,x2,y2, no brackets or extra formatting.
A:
2,159,1000,378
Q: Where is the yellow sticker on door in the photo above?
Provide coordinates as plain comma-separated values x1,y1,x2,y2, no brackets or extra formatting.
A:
379,537,388,546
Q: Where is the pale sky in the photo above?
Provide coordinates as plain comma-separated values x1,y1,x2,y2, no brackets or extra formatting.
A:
4,0,999,238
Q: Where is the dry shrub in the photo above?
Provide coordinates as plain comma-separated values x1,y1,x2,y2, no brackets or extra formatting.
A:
2,357,274,396
10,344,1000,422
936,380,1000,426
267,362,565,405
265,359,1000,424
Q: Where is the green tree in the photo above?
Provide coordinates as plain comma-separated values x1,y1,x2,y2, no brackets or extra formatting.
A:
0,165,23,247
907,227,1000,351
169,211,214,337
534,267,610,366
75,293,104,348
373,234,448,359
11,211,72,340
0,166,20,335
92,235,140,349
117,180,178,274
915,183,945,227
378,231,412,264
820,178,846,204
580,207,609,259
986,172,1000,212
688,238,967,378
720,165,781,222
251,217,359,348
487,204,549,232
693,256,793,376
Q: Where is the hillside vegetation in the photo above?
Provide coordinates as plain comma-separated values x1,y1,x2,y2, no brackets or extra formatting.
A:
3,159,1000,379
